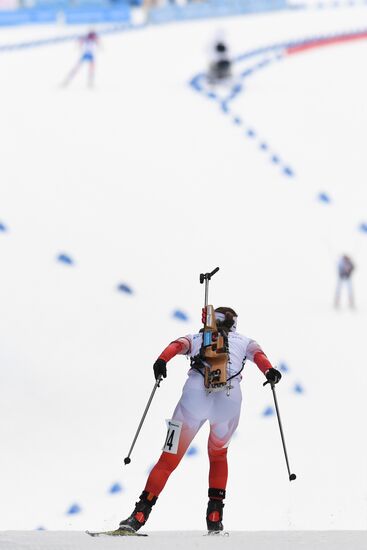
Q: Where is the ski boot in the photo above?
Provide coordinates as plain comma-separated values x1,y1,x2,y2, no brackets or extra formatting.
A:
118,491,157,533
206,488,225,533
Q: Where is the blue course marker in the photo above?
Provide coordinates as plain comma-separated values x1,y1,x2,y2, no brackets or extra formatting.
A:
278,362,289,373
67,503,82,515
221,102,229,113
246,129,256,138
318,192,331,204
283,166,295,177
109,482,123,494
0,222,7,232
172,310,189,322
259,142,268,151
57,253,74,266
233,116,242,125
35,526,46,531
293,383,304,394
186,446,198,457
262,406,275,417
271,155,280,164
117,283,133,295
359,222,367,233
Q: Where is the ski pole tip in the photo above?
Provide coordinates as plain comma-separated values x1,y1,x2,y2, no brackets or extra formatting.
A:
289,473,297,481
124,457,131,465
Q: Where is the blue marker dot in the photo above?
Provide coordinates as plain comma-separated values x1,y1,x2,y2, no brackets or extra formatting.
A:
259,142,268,151
35,526,46,531
187,446,198,457
109,482,123,494
233,117,242,125
283,166,294,177
117,283,133,295
293,383,304,394
0,222,7,232
221,102,229,113
246,129,256,138
207,92,217,100
57,253,74,265
262,406,275,417
67,503,82,515
172,310,189,322
278,362,289,373
271,155,280,164
318,192,331,204
359,222,367,233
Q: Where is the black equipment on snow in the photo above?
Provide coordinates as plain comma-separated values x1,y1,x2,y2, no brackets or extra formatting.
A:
119,491,157,532
263,379,297,482
124,377,163,465
86,530,147,537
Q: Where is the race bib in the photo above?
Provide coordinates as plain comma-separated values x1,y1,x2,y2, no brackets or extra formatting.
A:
162,419,182,454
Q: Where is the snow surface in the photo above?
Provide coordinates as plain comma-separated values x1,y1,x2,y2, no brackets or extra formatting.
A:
1,531,367,550
0,4,367,536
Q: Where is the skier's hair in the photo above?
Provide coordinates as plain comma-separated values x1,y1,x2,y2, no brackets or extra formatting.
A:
215,307,238,333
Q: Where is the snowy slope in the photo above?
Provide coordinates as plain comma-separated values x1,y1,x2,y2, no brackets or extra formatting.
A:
2,530,367,550
0,5,367,534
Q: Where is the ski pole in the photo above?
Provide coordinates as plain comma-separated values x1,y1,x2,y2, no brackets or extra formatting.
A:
124,376,163,465
263,380,297,482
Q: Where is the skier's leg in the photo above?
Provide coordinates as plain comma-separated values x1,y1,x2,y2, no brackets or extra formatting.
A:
206,384,242,531
88,60,95,88
144,401,205,496
62,61,81,87
334,278,342,308
120,378,209,531
347,279,355,308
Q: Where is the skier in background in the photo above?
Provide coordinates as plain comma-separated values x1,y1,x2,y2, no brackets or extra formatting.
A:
207,38,232,83
62,30,99,89
118,307,282,534
334,254,355,309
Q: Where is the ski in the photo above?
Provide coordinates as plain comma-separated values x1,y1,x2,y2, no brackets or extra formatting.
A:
86,529,148,537
205,531,230,536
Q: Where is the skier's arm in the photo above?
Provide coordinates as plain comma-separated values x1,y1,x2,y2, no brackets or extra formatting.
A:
153,337,191,380
247,341,282,383
158,338,190,362
253,351,273,375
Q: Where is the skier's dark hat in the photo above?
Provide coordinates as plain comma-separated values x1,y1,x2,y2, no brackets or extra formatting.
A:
214,307,238,332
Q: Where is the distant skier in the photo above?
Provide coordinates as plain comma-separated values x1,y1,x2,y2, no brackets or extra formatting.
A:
118,307,281,534
208,39,232,83
334,254,355,309
62,30,99,89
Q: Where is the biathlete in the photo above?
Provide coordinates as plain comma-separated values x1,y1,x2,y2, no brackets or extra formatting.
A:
118,306,282,534
62,30,99,89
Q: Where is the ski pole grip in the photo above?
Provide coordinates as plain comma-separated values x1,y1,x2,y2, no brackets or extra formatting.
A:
210,267,220,278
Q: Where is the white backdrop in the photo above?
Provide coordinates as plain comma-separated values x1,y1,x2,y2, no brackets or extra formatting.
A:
0,5,367,533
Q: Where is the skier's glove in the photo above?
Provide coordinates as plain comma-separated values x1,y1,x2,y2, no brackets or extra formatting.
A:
153,358,167,380
265,368,282,385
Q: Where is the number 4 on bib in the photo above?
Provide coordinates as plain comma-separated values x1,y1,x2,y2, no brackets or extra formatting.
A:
162,419,182,454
